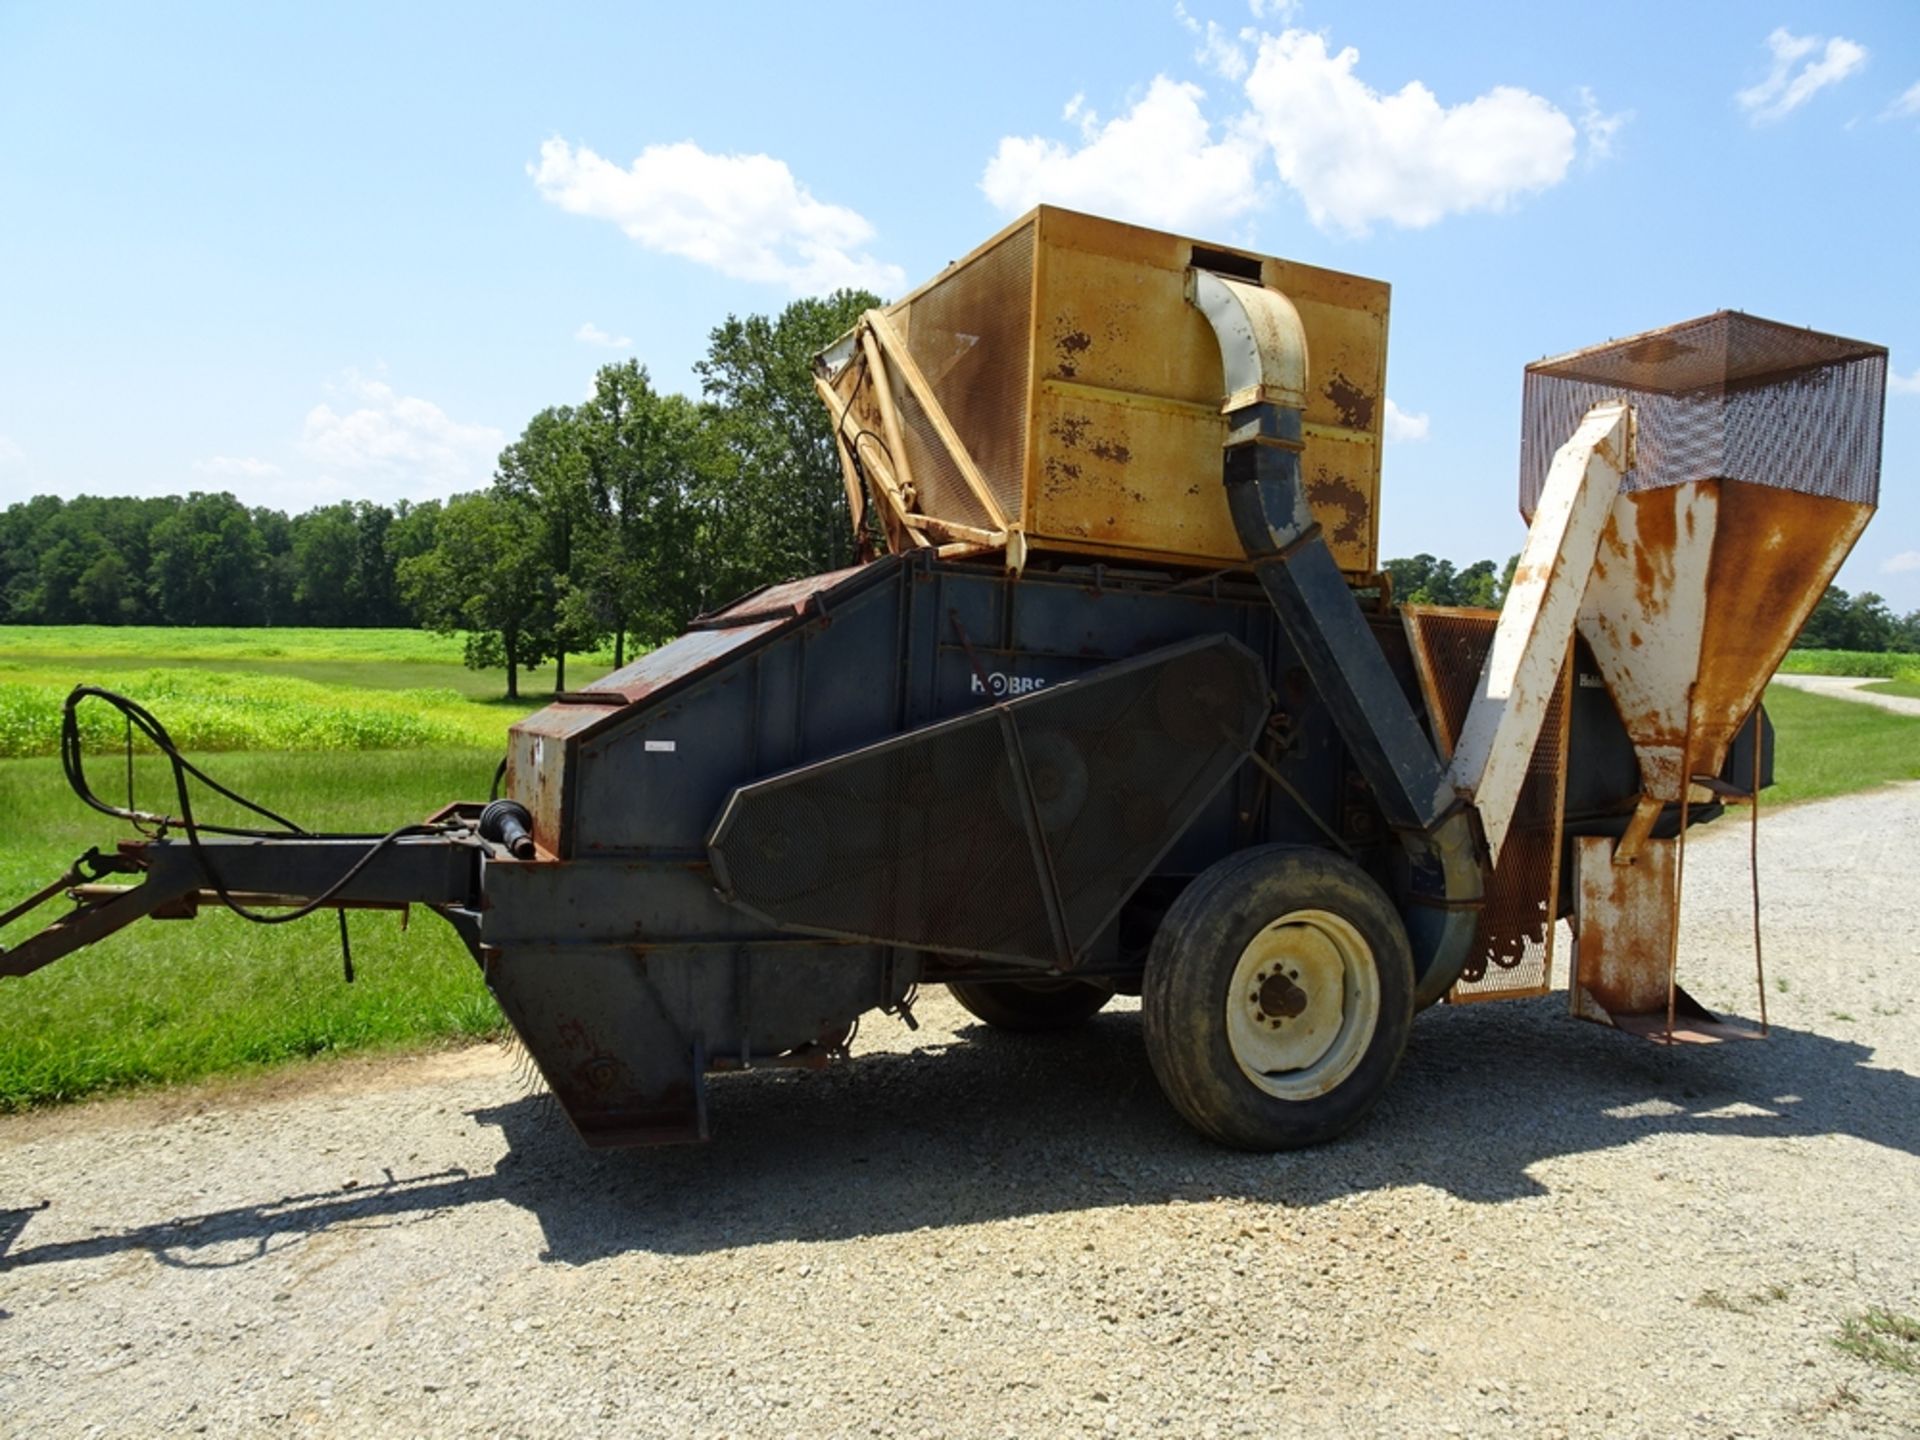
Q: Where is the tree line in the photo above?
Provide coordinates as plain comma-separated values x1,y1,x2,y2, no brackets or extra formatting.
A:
0,291,879,696
1383,555,1920,654
4,285,1914,697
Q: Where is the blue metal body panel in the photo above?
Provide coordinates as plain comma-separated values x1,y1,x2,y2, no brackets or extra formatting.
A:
483,553,1382,1145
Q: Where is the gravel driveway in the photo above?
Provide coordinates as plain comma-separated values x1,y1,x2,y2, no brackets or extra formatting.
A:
4,785,1918,1438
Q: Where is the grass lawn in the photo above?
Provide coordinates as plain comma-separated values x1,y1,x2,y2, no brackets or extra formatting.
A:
0,624,638,758
1762,683,1920,805
1862,677,1920,701
0,624,626,1108
0,749,505,1110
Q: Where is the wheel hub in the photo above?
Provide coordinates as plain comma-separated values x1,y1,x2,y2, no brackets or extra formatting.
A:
1225,908,1380,1100
1256,970,1308,1020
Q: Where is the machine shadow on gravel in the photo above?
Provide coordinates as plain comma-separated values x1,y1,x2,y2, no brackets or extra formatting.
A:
3,1002,1916,1280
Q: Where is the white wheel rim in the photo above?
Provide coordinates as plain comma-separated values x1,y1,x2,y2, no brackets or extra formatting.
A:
1225,908,1379,1100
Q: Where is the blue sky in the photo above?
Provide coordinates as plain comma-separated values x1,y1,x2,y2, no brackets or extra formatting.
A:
2,1,1916,606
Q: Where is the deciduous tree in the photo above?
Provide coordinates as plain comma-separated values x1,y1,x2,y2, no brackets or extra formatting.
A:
397,490,553,699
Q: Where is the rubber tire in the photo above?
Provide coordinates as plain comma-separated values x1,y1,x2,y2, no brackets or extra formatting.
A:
948,977,1112,1032
1143,844,1414,1150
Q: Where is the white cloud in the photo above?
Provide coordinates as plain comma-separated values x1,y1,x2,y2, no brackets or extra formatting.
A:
194,455,282,479
1737,28,1868,123
981,76,1263,232
530,137,906,296
1196,20,1251,82
575,321,632,349
1577,85,1632,162
1238,31,1576,235
1384,398,1430,443
1890,366,1920,396
1246,0,1299,18
985,26,1594,239
1887,80,1920,120
1177,5,1251,81
1883,551,1920,575
299,370,503,495
0,434,23,467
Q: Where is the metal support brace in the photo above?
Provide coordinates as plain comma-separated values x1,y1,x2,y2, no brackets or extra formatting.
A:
1449,401,1631,864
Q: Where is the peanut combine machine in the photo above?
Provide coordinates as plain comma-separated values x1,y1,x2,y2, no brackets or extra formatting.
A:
1,208,1888,1150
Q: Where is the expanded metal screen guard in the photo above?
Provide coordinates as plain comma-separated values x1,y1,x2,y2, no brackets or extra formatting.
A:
1519,311,1886,518
1401,606,1571,1002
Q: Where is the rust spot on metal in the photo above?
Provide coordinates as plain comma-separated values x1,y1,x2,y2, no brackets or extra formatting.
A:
1048,413,1130,466
1630,489,1678,612
1573,836,1677,1019
1687,479,1872,776
577,1055,624,1092
1050,414,1092,449
1054,328,1093,378
1323,372,1376,430
1306,468,1370,545
1041,455,1083,498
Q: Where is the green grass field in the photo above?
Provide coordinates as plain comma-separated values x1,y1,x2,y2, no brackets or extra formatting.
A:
0,623,617,670
1863,677,1920,701
1763,684,1920,805
0,750,506,1108
0,625,628,758
0,624,568,1108
0,622,1916,1111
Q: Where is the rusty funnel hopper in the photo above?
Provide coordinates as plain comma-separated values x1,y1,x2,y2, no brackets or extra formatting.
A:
1509,313,1887,1039
1520,312,1886,806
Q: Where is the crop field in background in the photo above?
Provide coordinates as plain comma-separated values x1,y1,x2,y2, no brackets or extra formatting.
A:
0,623,1916,1110
1778,648,1920,681
0,625,627,758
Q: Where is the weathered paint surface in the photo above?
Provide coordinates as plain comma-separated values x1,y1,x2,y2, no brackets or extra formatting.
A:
1451,401,1627,862
695,568,866,628
1576,478,1870,800
1687,480,1872,780
1577,482,1719,802
1571,834,1677,1019
1186,267,1309,412
508,619,792,856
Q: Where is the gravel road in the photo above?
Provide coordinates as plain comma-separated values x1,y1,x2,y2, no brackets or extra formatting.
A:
4,785,1918,1438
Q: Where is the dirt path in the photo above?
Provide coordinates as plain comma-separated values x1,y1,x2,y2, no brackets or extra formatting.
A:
4,786,1918,1438
1771,673,1920,718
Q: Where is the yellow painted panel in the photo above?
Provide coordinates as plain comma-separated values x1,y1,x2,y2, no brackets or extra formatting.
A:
1028,382,1377,572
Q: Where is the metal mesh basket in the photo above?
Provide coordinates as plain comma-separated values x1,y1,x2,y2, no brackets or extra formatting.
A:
1519,311,1886,518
